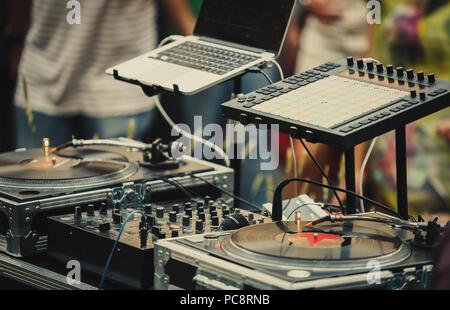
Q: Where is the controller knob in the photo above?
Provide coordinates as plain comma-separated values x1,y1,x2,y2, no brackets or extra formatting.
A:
357,59,364,68
195,219,204,232
406,69,414,79
346,56,354,66
182,215,191,227
169,211,177,222
417,71,424,81
396,67,404,77
376,63,383,73
156,207,164,219
428,73,435,83
386,65,394,75
211,216,219,227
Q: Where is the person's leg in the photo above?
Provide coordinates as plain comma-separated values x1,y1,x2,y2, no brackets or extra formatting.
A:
80,110,156,141
14,106,78,149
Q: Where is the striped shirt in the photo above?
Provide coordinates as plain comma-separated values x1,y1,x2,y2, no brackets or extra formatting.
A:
15,0,157,117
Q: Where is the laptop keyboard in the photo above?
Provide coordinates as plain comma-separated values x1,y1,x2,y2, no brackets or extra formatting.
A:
150,42,261,75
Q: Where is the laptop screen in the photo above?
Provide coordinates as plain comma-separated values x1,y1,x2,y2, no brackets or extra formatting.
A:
194,0,295,53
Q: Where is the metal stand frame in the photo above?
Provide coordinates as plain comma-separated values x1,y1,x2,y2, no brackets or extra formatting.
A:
344,125,408,219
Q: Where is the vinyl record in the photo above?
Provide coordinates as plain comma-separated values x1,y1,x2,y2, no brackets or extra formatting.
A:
220,221,412,271
0,148,138,189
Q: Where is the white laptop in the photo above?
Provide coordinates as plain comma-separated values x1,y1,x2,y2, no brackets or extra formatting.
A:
106,0,296,95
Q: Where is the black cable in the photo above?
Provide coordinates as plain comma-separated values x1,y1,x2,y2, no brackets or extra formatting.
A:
160,177,194,198
273,177,402,219
297,138,344,213
188,174,261,212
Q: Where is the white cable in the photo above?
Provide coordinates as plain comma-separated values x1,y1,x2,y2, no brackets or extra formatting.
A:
158,35,184,47
359,137,378,212
153,95,230,167
152,36,230,167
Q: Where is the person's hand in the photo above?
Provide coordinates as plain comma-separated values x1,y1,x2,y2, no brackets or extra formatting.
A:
307,0,343,24
437,120,450,145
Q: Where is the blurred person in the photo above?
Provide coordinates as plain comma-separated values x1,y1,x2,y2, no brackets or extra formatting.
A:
299,0,450,221
368,0,450,219
281,0,373,199
11,0,194,149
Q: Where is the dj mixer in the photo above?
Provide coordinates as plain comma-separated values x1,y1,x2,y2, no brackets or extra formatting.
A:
47,197,269,289
222,57,449,148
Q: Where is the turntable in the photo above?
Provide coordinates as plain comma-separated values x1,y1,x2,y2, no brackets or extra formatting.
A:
154,213,440,290
0,138,234,257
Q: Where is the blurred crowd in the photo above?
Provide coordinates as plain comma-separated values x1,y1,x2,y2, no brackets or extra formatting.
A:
1,0,449,219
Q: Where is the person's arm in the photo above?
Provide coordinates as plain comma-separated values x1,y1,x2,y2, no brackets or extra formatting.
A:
161,0,196,36
8,0,31,79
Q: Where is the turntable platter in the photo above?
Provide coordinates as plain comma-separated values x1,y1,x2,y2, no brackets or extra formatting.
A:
0,148,138,189
221,221,412,271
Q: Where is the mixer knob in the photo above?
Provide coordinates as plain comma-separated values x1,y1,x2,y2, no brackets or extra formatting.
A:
222,209,230,218
366,61,374,71
113,212,122,224
357,59,364,68
207,200,214,210
87,204,95,216
196,201,204,210
428,73,435,83
74,206,82,219
210,210,218,218
346,56,354,67
419,92,426,100
410,90,417,98
172,204,180,213
185,208,192,218
98,222,111,232
156,207,164,219
386,65,394,75
140,226,148,248
197,206,204,214
417,71,424,81
211,216,219,227
198,212,206,221
204,196,212,205
184,202,192,210
146,214,156,226
406,69,414,79
195,219,204,232
376,63,383,73
99,202,108,215
169,211,177,222
182,215,191,227
143,184,151,203
396,67,404,77
171,229,179,238
144,203,152,214
209,204,217,212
